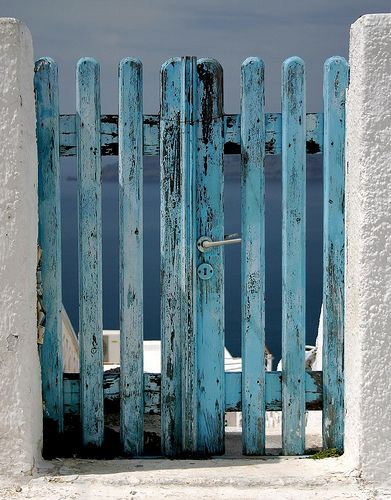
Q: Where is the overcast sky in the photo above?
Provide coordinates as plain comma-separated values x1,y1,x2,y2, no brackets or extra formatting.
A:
1,1,390,113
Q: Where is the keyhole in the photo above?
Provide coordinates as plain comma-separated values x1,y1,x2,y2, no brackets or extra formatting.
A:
197,263,213,280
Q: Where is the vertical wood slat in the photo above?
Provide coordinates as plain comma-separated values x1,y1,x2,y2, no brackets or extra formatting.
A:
180,56,198,454
76,58,104,448
196,59,225,455
119,58,144,455
281,57,306,455
240,57,266,455
160,58,183,456
322,56,348,453
35,58,64,432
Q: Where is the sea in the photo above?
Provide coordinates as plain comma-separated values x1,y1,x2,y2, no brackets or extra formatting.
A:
60,154,323,368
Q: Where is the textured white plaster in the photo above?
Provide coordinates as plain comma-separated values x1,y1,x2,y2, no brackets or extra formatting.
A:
0,18,42,474
345,13,391,488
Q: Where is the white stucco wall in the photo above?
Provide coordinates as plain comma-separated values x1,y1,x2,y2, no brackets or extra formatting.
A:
0,19,42,474
344,14,391,487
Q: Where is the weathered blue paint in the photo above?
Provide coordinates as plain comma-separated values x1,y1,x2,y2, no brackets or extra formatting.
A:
63,370,323,415
322,56,348,453
281,57,306,455
160,57,183,456
35,58,64,432
76,58,104,448
59,112,324,157
118,58,144,456
196,59,225,456
180,56,198,454
240,57,266,455
35,55,347,458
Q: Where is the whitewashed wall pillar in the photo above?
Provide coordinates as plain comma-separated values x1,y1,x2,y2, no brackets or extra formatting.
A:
345,14,391,488
0,18,42,474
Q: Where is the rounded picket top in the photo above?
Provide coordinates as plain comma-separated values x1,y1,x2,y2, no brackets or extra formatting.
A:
241,57,265,101
76,58,101,122
77,56,99,69
76,57,100,100
323,57,348,98
281,57,305,105
324,55,348,71
119,57,143,99
282,55,305,69
160,58,182,120
160,56,181,75
196,58,224,117
282,56,305,83
241,56,265,71
119,57,142,73
197,57,223,74
34,57,59,113
35,56,57,74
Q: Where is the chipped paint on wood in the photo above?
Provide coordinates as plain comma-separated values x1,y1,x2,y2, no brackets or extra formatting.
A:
118,58,144,456
281,57,306,455
35,55,347,458
35,58,64,432
240,57,266,455
63,371,323,415
76,58,104,448
160,57,183,457
59,112,324,157
180,56,198,454
60,114,159,156
322,57,348,453
196,58,225,456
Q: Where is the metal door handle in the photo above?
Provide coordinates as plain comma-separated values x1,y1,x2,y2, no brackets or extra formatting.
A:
197,233,242,252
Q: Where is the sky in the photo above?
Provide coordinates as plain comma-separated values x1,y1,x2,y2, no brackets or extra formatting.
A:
1,1,390,113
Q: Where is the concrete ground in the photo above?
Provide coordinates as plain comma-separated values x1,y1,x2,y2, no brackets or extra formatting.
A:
0,423,384,499
0,455,381,499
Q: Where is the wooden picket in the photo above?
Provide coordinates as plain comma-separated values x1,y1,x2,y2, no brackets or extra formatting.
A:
35,57,64,432
281,57,306,455
76,58,104,448
195,59,225,455
118,57,144,455
240,57,266,455
35,54,348,458
322,56,348,453
180,56,198,455
160,57,184,456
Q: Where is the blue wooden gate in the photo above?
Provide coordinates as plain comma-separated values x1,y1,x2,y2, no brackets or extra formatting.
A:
35,55,348,457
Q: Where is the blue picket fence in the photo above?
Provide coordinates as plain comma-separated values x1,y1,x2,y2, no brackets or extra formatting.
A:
35,55,348,457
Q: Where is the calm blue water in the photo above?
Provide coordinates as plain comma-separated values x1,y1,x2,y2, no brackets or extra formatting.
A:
60,156,323,367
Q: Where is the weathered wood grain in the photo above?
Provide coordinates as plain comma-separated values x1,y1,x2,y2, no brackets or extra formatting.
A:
322,56,348,453
59,112,323,157
180,56,198,454
39,55,348,460
118,58,144,456
160,57,183,456
281,57,306,455
240,57,266,455
35,58,64,432
196,59,225,456
63,371,323,415
76,58,104,448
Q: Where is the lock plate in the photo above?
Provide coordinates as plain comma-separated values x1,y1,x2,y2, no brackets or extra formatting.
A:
197,263,213,280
